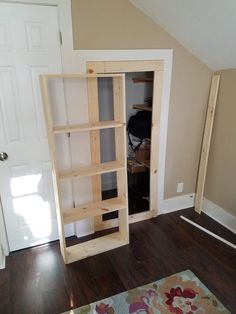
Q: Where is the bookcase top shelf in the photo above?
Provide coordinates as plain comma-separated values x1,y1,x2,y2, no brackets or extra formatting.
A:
42,73,125,79
53,121,125,134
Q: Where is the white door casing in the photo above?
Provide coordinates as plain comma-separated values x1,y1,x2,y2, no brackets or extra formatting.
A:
0,2,74,251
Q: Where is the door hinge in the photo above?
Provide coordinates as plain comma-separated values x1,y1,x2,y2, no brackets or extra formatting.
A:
59,31,63,45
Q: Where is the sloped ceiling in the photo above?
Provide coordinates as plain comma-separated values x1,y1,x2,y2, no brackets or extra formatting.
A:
130,0,236,70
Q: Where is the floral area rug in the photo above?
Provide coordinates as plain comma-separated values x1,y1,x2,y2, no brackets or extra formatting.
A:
64,270,230,314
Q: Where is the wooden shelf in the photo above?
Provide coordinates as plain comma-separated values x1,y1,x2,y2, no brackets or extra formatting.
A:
127,159,147,174
132,77,153,83
58,161,125,181
63,197,126,224
66,232,128,263
141,160,150,169
53,121,125,134
44,73,124,79
133,104,152,112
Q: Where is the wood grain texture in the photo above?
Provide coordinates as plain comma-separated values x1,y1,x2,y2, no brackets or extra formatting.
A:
150,67,164,216
53,121,124,134
1,208,235,314
63,197,126,224
40,73,129,263
87,76,102,231
113,76,129,242
195,75,220,213
58,161,125,181
66,232,128,264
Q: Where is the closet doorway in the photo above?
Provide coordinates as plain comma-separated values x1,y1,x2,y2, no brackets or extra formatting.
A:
86,60,164,231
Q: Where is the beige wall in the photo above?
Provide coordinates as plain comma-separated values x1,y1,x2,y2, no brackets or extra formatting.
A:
71,0,212,199
205,70,236,217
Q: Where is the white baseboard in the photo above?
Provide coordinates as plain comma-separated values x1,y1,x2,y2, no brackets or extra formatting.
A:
202,198,236,234
161,193,195,214
0,245,5,270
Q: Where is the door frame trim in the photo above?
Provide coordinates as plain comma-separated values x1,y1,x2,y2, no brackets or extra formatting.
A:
86,60,164,230
0,198,9,258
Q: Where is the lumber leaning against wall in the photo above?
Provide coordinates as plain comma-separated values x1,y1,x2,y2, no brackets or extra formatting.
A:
195,74,220,213
204,70,236,218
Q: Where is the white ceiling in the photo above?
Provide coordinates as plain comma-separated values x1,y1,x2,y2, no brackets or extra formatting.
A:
130,0,236,70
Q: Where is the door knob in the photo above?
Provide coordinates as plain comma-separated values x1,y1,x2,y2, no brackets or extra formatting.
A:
0,152,8,161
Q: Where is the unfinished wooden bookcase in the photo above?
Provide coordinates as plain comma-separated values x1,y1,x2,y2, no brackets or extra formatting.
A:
39,73,129,264
87,60,164,231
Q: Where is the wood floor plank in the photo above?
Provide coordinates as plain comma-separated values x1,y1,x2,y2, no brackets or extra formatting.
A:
0,208,235,313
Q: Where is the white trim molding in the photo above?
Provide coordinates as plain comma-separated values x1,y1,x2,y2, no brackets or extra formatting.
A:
161,193,195,214
0,199,8,268
202,198,236,234
0,245,5,270
180,215,236,249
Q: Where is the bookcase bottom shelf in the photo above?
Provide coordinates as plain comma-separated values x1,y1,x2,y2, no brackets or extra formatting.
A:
65,231,129,264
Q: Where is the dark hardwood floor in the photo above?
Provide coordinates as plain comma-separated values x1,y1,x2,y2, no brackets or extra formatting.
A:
0,208,236,314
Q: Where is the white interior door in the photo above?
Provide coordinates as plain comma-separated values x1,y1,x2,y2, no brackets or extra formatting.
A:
0,2,72,251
